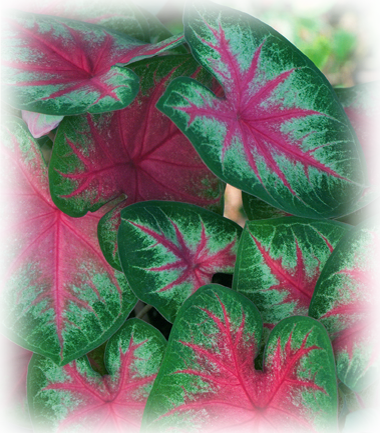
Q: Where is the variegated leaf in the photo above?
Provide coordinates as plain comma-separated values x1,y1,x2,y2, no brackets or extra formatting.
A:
0,335,33,428
157,0,367,218
21,110,63,138
233,217,349,328
142,284,338,433
49,55,223,218
2,10,183,115
0,116,137,366
28,319,166,432
309,216,380,391
1,0,149,42
118,201,242,322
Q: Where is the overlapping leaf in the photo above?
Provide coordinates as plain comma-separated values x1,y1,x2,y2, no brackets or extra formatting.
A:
1,0,149,42
334,83,380,215
0,335,33,428
309,216,380,392
49,55,223,218
28,319,166,433
157,0,366,218
242,191,290,220
0,116,137,366
233,217,349,328
118,202,242,322
142,284,338,433
2,10,184,115
21,111,63,138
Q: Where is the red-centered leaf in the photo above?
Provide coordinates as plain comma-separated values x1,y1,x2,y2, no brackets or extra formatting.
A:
309,216,380,392
157,0,367,219
49,55,223,218
0,116,137,366
2,10,184,115
14,0,174,43
233,217,349,329
27,319,166,433
0,335,33,428
142,284,338,433
21,111,63,138
334,83,380,215
118,201,242,322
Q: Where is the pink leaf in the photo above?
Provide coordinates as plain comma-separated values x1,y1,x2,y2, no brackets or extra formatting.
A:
0,116,137,366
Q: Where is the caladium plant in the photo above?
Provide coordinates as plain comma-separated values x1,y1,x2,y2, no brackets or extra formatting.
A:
1,0,379,432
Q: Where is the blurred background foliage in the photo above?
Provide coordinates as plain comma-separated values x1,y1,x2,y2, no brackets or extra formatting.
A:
155,0,378,87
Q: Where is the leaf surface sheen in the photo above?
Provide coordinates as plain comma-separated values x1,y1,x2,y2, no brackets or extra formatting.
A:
118,202,242,322
142,285,338,432
157,0,366,218
50,55,223,218
0,335,33,428
233,217,349,328
309,217,380,391
333,83,380,215
0,116,137,366
2,10,183,115
1,0,149,42
28,319,166,433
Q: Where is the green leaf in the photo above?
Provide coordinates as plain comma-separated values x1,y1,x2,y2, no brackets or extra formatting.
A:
142,284,338,432
118,201,242,322
157,0,367,218
2,10,183,115
233,217,349,328
28,319,166,432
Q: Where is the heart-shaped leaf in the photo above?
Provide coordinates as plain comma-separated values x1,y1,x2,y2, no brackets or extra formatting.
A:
233,217,349,328
157,0,367,218
1,0,149,42
342,407,380,433
0,335,33,428
0,116,137,366
2,10,184,115
49,55,223,218
27,318,166,433
333,83,380,215
142,284,338,432
309,216,380,392
118,202,242,322
21,111,63,138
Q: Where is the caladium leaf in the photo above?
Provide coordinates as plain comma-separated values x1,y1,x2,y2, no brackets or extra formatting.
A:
49,55,223,218
342,407,380,433
309,216,380,392
157,0,367,219
0,116,137,366
0,334,33,430
27,318,167,433
2,10,184,115
333,83,380,214
1,0,149,42
233,217,349,328
118,201,242,322
142,284,338,433
21,110,63,138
